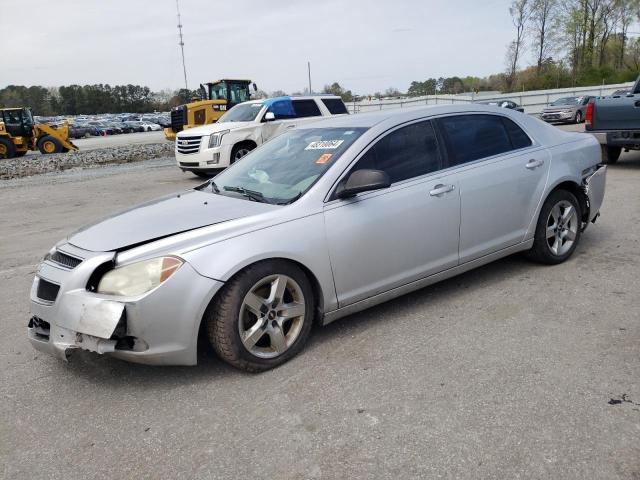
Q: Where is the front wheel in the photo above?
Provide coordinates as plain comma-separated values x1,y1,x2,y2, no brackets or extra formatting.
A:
231,143,254,164
37,135,63,154
0,137,17,159
206,260,314,372
574,111,583,124
526,190,582,265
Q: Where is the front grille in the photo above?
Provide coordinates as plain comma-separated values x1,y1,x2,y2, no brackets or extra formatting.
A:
48,250,82,269
37,278,60,302
176,136,203,155
170,107,186,133
180,162,199,167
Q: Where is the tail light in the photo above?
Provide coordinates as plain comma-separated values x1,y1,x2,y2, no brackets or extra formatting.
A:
585,102,594,127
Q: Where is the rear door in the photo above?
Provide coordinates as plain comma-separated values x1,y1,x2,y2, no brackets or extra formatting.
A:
437,114,550,263
324,119,460,307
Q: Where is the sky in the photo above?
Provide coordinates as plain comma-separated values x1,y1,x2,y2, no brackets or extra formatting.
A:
1,0,517,94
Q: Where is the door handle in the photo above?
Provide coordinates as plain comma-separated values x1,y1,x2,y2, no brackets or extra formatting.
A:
429,184,455,196
525,159,544,169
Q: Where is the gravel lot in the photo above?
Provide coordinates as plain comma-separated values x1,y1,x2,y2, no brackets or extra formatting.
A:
24,131,167,156
1,130,639,479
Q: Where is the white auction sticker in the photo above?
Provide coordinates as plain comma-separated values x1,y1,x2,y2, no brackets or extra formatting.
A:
305,140,344,150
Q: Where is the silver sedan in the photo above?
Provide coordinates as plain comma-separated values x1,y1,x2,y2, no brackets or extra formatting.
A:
28,105,607,371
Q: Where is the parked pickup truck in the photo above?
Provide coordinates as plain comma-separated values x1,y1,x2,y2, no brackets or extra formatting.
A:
175,95,349,177
585,76,640,164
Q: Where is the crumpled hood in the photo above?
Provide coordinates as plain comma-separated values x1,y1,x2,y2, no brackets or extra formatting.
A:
68,189,276,252
177,121,254,137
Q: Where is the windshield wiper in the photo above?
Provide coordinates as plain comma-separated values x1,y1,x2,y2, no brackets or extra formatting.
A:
223,185,273,204
277,191,303,205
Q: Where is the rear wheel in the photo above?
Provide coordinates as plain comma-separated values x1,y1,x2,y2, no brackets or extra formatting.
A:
37,135,63,154
0,137,16,159
601,145,621,164
527,190,582,265
206,260,314,372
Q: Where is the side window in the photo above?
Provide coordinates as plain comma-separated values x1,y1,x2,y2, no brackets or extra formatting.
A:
267,100,296,120
356,120,442,183
292,99,322,118
438,114,513,166
321,98,348,114
502,117,532,149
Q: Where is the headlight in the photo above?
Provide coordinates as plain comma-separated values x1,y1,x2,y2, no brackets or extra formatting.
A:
209,130,229,148
97,257,183,296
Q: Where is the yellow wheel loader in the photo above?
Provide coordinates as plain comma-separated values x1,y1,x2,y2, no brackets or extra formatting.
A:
0,107,78,159
164,79,257,141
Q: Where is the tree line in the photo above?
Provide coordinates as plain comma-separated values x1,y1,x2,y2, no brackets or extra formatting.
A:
0,84,200,116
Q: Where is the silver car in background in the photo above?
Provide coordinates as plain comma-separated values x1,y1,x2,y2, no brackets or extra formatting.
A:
28,105,606,371
541,96,594,124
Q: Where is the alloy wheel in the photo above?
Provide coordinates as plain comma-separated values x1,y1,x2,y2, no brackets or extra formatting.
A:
238,274,306,359
546,200,579,256
234,148,250,162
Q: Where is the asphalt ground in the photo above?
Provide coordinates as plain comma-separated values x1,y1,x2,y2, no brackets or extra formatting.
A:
1,126,638,479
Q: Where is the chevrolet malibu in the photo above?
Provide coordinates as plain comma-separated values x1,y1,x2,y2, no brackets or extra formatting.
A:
28,105,607,372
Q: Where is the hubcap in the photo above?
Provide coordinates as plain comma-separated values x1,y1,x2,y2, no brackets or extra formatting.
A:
546,200,578,256
238,274,306,359
43,141,55,153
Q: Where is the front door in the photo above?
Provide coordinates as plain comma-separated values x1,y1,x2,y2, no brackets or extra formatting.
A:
323,119,461,307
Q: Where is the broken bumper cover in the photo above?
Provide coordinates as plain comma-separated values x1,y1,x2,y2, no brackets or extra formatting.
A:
584,165,607,223
28,247,223,366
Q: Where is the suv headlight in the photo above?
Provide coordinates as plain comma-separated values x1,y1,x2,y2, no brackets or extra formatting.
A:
97,257,183,296
209,130,229,148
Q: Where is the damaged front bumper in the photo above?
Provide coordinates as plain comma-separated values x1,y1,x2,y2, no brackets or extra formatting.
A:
28,243,223,366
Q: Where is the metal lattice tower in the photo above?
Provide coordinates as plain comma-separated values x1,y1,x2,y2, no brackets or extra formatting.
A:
176,0,188,90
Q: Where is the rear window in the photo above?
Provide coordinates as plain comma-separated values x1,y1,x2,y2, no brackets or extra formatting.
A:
292,99,322,118
502,117,532,149
438,114,513,165
321,98,348,114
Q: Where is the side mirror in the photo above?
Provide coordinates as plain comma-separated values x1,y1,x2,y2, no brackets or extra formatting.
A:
252,83,258,92
264,112,275,122
336,169,391,199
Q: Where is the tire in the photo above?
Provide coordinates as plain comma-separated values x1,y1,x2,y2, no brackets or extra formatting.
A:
37,135,63,154
574,111,583,124
0,137,17,159
206,260,315,372
526,189,582,265
601,145,621,165
230,143,255,164
193,171,213,178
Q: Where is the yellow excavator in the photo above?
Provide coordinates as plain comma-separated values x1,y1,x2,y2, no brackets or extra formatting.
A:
0,107,78,159
164,79,256,140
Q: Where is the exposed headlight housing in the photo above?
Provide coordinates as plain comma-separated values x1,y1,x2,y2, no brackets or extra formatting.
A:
97,257,183,296
209,130,229,149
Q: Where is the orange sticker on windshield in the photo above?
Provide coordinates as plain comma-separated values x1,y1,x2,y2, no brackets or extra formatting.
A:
316,153,333,164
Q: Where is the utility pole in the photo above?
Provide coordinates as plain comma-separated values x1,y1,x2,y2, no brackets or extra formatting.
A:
176,0,188,91
307,62,312,94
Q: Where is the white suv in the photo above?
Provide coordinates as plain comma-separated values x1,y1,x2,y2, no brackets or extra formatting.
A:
175,95,348,177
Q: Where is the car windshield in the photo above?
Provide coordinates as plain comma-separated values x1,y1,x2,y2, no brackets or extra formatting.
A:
551,97,579,106
218,103,264,123
209,127,367,204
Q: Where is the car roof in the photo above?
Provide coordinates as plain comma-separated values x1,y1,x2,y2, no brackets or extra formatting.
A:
298,103,523,129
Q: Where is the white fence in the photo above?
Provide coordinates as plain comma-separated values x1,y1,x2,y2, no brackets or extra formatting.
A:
348,81,635,115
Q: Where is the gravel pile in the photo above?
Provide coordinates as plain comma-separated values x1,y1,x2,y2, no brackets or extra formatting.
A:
0,143,175,180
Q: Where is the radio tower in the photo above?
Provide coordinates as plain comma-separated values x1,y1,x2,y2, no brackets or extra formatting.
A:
176,0,188,90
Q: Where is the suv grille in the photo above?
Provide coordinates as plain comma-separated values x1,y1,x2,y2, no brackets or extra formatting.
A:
170,106,186,133
48,250,82,269
37,278,60,302
176,136,203,155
